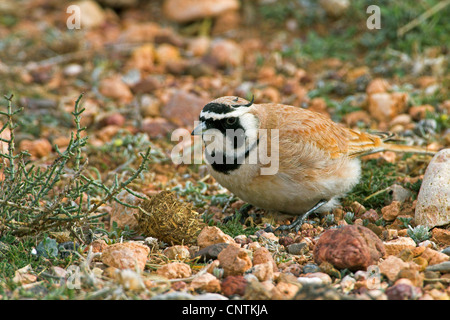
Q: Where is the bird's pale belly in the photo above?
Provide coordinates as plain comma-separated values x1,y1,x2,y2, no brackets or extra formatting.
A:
206,158,361,216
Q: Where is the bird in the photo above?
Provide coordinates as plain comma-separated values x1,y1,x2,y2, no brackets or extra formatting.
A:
192,96,435,231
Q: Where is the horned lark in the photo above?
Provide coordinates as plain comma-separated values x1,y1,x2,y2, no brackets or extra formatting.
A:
192,96,434,231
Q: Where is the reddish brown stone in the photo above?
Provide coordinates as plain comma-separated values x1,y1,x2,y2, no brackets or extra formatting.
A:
221,275,247,297
313,225,385,271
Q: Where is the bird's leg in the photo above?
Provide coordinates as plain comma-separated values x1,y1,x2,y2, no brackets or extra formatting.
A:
276,199,328,233
223,203,253,224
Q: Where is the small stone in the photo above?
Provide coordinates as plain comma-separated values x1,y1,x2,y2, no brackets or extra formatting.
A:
421,248,449,266
251,262,274,281
302,263,321,274
19,139,52,159
409,105,435,121
361,209,380,223
87,239,107,253
126,44,155,73
389,184,412,203
319,0,350,17
63,64,83,77
397,268,424,287
366,78,391,95
221,275,247,297
442,247,450,256
383,237,416,256
190,273,221,292
385,283,421,300
99,76,133,103
162,0,240,23
161,90,210,128
73,0,106,29
194,243,229,262
271,281,300,300
217,243,252,276
303,272,332,284
110,192,140,230
378,255,410,282
381,201,401,221
415,149,450,228
287,242,308,255
252,247,277,272
197,226,235,249
368,92,409,122
313,225,385,271
209,39,243,68
187,36,211,57
157,262,192,279
141,117,176,139
243,280,273,300
432,228,450,245
163,245,190,261
102,241,150,271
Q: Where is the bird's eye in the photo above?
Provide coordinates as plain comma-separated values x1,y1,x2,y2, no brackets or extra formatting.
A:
226,117,237,126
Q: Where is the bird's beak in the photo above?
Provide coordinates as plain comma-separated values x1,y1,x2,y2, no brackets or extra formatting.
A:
191,122,206,136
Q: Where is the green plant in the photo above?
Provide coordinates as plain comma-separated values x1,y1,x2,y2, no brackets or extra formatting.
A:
407,225,431,244
0,94,151,239
344,212,355,225
397,216,413,229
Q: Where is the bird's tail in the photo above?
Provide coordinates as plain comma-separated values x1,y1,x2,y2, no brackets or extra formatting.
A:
379,142,436,155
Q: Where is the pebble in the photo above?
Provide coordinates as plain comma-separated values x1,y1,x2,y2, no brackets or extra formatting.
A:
217,243,252,276
442,247,450,256
221,275,247,297
197,226,235,249
287,242,307,255
252,247,278,272
102,241,150,272
156,262,192,279
425,261,450,273
313,225,386,271
162,0,240,23
302,263,321,274
383,237,417,256
194,243,229,262
415,148,450,228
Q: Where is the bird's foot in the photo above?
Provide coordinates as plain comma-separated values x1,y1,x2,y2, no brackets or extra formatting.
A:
275,199,328,233
222,203,253,224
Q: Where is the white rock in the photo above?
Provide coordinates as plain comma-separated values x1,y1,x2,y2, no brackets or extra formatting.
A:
162,0,240,23
415,148,450,228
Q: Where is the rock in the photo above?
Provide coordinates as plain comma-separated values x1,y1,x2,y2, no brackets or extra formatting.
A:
197,226,235,249
368,92,409,122
389,184,412,203
163,245,191,261
190,272,221,292
155,43,181,67
126,44,155,73
432,228,450,245
271,281,300,300
366,78,391,95
252,247,277,272
87,239,107,253
161,90,209,128
287,242,308,255
194,243,229,262
409,105,435,121
209,39,243,68
243,280,273,300
361,209,380,223
385,283,421,300
420,247,449,266
221,275,247,297
383,237,416,256
102,241,150,271
251,262,274,281
110,192,140,230
425,261,450,273
74,0,106,29
415,149,450,228
162,0,240,23
63,64,83,77
301,272,332,285
187,36,211,57
157,262,192,279
313,225,385,271
141,117,176,138
381,201,401,221
19,139,52,159
99,76,133,103
217,243,252,276
378,255,410,282
319,0,350,17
